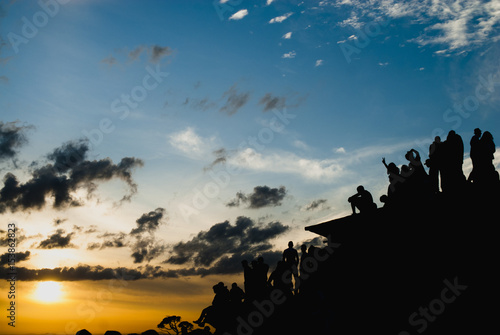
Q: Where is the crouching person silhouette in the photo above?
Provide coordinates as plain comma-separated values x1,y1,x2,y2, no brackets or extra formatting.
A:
194,282,230,328
348,185,376,215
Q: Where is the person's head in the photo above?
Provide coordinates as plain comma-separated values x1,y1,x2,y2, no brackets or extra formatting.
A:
434,136,441,143
301,244,307,252
482,131,493,141
231,282,238,288
288,241,293,248
474,128,481,136
356,185,365,193
257,256,264,263
387,162,399,175
447,130,456,140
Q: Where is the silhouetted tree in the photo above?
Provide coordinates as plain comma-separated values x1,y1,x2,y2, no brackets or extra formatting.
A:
157,315,182,335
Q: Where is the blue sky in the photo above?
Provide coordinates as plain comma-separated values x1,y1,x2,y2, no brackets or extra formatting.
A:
1,0,500,333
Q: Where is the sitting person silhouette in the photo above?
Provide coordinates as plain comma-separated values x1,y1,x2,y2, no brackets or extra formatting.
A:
194,282,229,327
348,185,376,214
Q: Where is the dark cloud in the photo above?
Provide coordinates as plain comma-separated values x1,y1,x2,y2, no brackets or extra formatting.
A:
0,139,144,213
87,232,128,250
302,199,329,211
130,207,166,235
131,236,166,264
150,45,173,63
0,265,144,281
164,216,289,275
53,218,67,226
227,186,287,209
37,229,75,249
0,228,27,247
259,93,286,112
129,208,167,263
220,84,250,115
0,250,30,266
203,148,228,171
0,121,32,161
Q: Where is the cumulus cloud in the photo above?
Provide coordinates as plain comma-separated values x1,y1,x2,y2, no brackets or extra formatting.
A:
227,186,287,209
220,84,250,115
129,208,167,264
130,207,166,235
0,121,32,162
282,32,292,39
37,229,75,249
169,127,216,157
0,139,144,213
269,12,293,23
229,9,248,20
164,216,289,276
0,250,30,266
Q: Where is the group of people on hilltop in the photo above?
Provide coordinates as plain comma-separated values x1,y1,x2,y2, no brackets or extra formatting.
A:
348,129,498,214
193,241,329,330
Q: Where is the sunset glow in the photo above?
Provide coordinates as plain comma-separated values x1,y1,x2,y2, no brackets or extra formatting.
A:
33,281,63,304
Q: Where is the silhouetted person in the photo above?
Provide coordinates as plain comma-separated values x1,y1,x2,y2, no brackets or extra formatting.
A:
194,282,230,327
348,185,376,214
229,283,245,306
441,130,465,193
241,260,254,301
471,131,498,187
468,128,482,182
255,257,269,296
427,136,443,193
283,241,299,292
268,261,292,296
381,158,404,206
299,244,308,276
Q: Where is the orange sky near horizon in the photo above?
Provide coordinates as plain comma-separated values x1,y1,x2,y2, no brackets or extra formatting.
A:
1,276,241,335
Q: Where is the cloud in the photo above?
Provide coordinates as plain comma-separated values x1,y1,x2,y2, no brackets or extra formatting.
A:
0,251,30,266
0,139,144,213
219,84,250,115
37,229,75,249
53,218,67,226
282,51,296,58
101,56,117,66
0,265,145,281
203,148,228,171
130,207,166,235
335,0,500,52
164,216,289,276
150,45,173,63
282,32,292,39
335,147,347,154
301,199,329,211
0,121,32,162
229,9,248,20
169,127,216,157
269,12,293,23
226,185,287,209
87,232,128,250
259,93,287,112
129,208,167,263
315,59,324,67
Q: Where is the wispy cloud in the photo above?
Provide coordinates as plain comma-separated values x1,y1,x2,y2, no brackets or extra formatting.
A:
315,59,324,67
269,12,293,23
229,9,248,20
282,32,292,39
282,50,296,58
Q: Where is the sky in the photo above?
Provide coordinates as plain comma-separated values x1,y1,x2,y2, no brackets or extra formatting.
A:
1,0,500,334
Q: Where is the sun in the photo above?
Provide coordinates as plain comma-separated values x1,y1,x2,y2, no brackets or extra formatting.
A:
33,281,63,303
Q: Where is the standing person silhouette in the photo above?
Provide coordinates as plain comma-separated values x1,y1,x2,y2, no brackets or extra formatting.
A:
468,128,482,182
427,136,442,193
282,241,299,293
